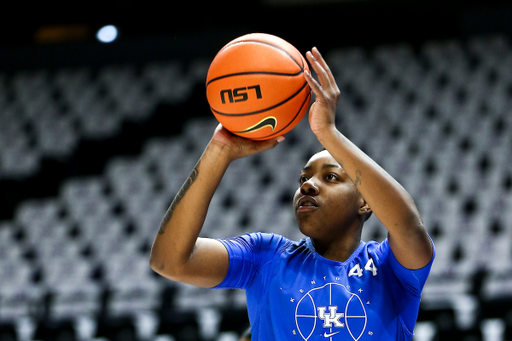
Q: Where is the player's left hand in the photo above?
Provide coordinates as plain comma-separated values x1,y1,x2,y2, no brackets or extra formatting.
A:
304,47,340,136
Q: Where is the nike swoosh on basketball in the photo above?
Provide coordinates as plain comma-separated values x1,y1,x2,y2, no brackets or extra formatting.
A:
323,331,340,338
234,116,277,133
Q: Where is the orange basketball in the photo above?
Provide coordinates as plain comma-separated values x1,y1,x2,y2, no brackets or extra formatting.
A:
206,33,312,140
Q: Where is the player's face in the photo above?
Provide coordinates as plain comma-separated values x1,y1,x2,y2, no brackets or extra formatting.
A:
293,151,365,241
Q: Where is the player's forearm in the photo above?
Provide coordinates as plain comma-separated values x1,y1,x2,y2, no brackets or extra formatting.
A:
149,141,232,274
317,126,422,234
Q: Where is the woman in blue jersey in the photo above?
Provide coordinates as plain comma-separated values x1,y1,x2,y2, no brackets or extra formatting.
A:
149,47,434,340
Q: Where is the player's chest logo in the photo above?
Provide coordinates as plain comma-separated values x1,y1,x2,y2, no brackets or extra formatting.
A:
289,259,377,340
318,306,344,328
294,283,367,341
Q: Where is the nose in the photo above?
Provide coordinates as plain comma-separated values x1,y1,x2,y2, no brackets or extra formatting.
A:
300,178,319,195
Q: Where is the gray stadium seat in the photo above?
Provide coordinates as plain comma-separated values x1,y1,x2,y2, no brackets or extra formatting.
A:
1,34,512,340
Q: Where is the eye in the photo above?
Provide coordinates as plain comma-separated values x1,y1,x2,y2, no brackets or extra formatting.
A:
326,173,339,181
299,174,309,184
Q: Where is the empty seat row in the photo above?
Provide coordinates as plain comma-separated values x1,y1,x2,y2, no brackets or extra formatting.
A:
1,35,512,341
0,59,209,180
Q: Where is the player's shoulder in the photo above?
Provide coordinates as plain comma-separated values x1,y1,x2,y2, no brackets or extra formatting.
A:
242,231,290,243
236,232,294,253
362,239,390,264
363,239,384,251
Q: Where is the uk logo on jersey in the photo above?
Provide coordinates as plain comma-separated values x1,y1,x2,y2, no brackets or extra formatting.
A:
318,306,344,328
294,283,367,341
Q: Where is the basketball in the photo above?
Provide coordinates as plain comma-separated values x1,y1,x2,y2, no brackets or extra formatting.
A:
206,33,312,140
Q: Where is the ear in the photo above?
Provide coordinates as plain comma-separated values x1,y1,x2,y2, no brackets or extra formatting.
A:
358,201,372,216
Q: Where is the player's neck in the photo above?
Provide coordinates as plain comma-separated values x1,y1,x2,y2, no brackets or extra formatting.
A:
311,233,362,263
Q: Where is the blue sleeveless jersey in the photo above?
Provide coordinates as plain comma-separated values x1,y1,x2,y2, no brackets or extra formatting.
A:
215,233,434,341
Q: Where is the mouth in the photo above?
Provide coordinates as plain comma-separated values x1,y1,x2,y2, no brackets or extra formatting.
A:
296,195,319,212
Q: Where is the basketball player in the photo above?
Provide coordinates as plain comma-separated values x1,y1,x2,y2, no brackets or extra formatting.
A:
150,47,434,340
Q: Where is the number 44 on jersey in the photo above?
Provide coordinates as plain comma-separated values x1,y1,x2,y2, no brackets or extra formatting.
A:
348,259,377,277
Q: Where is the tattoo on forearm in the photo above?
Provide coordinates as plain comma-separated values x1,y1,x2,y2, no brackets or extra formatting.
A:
158,160,201,235
354,169,362,186
333,131,363,186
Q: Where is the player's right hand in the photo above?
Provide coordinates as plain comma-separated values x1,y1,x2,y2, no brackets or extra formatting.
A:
210,124,284,161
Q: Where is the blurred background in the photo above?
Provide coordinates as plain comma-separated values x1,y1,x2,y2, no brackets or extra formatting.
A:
1,0,512,340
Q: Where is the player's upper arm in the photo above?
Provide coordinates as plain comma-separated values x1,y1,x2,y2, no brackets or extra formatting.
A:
151,237,229,288
387,222,434,270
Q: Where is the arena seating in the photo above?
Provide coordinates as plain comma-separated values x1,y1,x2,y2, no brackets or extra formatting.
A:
0,34,511,341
